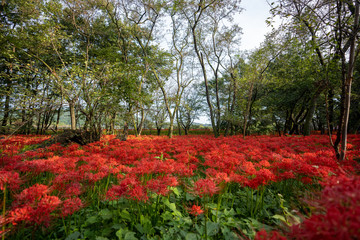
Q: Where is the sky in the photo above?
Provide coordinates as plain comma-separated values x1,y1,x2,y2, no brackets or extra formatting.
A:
236,0,276,51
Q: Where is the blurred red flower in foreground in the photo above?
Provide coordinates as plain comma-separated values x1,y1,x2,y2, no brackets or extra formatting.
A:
189,205,203,216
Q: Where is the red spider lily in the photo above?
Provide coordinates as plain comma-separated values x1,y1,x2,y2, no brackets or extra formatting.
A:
7,206,32,225
247,169,276,189
229,173,249,186
258,160,271,168
61,198,83,218
146,175,178,196
106,175,148,202
192,178,220,198
300,177,313,184
205,169,230,185
106,184,127,200
14,184,50,205
189,205,203,216
0,170,21,191
126,185,148,202
1,133,360,237
287,176,360,240
8,195,62,227
255,229,287,240
290,206,360,240
30,195,62,226
275,171,295,182
63,182,83,198
9,184,60,226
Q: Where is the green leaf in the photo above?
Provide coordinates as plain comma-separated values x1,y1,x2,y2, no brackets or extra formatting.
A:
124,232,138,240
224,208,236,217
170,186,181,197
95,237,109,240
186,192,196,201
272,214,286,222
206,221,219,237
102,227,112,237
84,229,95,238
185,232,199,240
140,215,153,234
135,224,143,234
116,229,138,240
221,226,238,240
120,210,131,221
86,216,98,224
116,229,124,240
99,208,113,220
161,211,173,221
163,198,182,217
65,231,81,240
112,223,122,230
195,224,203,235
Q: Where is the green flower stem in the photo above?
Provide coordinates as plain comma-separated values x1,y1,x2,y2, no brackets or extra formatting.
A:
204,201,208,240
104,173,111,194
62,217,68,236
2,183,6,240
152,194,161,225
216,184,228,222
253,186,265,216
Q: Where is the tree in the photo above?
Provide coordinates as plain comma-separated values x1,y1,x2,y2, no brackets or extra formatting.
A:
178,90,203,135
272,0,360,160
149,91,168,136
0,0,57,134
180,0,242,137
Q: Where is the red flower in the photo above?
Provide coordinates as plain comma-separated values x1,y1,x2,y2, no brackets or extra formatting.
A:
106,176,148,202
146,175,178,196
189,205,203,216
15,184,49,205
64,182,83,198
0,170,22,190
7,206,32,225
61,198,83,217
126,185,148,202
289,176,360,240
106,184,127,200
31,195,62,226
255,229,287,240
192,178,219,198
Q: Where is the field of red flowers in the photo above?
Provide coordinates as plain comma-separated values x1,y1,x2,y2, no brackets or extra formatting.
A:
0,134,359,239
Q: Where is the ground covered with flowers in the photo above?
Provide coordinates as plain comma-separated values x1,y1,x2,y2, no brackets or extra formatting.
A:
0,134,359,239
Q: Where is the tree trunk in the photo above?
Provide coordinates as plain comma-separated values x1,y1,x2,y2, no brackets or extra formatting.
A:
132,115,138,137
335,1,359,161
121,121,129,141
190,14,218,137
1,93,10,127
176,109,182,136
36,112,42,134
168,117,175,138
137,108,145,136
55,105,62,131
109,112,116,134
243,80,254,138
69,100,76,130
328,89,334,134
184,127,188,135
303,88,322,136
